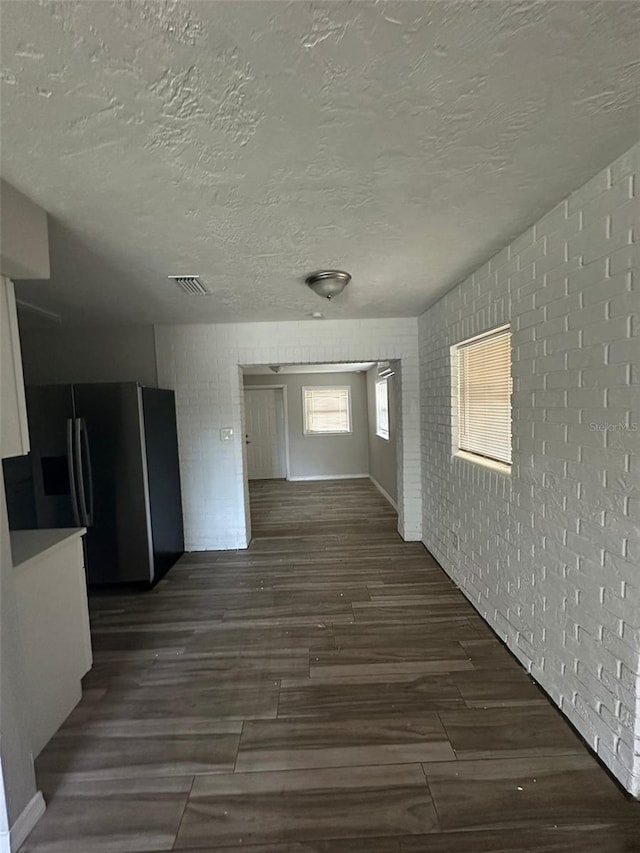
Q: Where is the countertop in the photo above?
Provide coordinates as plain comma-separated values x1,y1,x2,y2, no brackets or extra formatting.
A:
10,528,87,570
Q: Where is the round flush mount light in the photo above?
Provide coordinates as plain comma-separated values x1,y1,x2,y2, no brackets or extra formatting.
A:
310,311,325,319
305,270,351,300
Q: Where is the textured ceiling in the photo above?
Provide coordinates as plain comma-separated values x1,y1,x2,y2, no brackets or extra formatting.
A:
1,1,638,326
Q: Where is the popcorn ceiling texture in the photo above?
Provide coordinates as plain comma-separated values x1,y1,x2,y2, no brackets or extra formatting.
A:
1,1,639,325
154,317,421,549
418,144,640,796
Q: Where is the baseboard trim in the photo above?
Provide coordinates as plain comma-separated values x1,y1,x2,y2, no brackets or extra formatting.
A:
369,475,398,511
287,474,370,482
10,791,45,852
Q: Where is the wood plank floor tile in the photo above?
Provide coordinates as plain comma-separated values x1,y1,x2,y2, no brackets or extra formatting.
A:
57,718,244,738
90,628,195,655
366,583,456,596
399,825,640,852
186,625,334,654
438,705,585,759
277,675,464,719
221,613,355,628
175,765,438,848
458,638,523,671
332,620,485,648
282,671,467,688
422,755,640,830
309,659,474,678
81,660,154,690
235,717,455,772
310,644,472,670
91,609,224,629
138,653,309,686
180,841,402,853
78,683,280,723
19,777,192,852
451,668,549,707
36,729,240,781
158,842,402,853
197,588,371,608
352,601,478,623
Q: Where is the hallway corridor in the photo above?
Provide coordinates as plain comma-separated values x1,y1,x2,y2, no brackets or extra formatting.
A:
21,480,639,851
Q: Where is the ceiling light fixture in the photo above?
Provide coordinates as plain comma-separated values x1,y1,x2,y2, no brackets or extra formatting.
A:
305,270,351,300
269,365,282,374
310,311,325,319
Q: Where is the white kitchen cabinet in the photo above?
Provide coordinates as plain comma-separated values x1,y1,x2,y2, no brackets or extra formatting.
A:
0,275,29,459
11,528,92,756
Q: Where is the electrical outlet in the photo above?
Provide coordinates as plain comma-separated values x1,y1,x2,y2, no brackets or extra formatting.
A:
220,428,233,441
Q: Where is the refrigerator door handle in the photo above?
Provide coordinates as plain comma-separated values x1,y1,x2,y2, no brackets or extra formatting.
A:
67,417,81,526
75,417,94,526
82,419,95,526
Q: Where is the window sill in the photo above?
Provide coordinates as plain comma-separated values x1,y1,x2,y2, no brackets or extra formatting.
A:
376,432,390,441
304,431,352,437
453,450,511,475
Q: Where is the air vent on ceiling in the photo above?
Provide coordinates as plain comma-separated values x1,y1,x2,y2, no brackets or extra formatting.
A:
168,275,211,295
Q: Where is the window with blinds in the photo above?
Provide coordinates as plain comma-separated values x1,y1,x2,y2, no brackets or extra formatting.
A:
303,387,352,435
456,326,512,465
375,379,390,439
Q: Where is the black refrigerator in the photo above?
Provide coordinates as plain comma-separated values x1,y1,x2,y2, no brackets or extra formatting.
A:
18,382,184,586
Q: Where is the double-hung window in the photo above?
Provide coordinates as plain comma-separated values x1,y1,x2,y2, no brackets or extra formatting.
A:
303,387,352,435
454,326,512,466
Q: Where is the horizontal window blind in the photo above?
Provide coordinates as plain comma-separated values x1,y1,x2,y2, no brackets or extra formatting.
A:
457,328,512,465
303,387,351,434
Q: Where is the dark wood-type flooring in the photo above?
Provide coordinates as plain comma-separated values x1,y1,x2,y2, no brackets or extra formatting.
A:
21,479,640,852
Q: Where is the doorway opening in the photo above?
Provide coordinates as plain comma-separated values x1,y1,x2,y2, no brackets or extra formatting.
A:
240,360,401,543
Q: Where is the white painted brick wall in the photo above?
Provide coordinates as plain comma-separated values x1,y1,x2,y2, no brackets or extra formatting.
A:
155,318,421,550
418,143,639,796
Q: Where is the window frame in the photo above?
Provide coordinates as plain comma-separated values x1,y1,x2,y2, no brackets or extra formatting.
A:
375,378,390,440
302,385,352,436
452,324,512,471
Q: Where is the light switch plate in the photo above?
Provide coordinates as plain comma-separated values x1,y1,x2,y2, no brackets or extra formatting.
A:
220,428,233,441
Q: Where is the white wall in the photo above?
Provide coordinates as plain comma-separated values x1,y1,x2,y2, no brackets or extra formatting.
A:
418,143,639,796
366,365,398,505
155,319,421,550
243,372,369,480
19,326,158,387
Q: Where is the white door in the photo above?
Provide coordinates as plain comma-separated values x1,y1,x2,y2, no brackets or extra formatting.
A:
245,388,286,480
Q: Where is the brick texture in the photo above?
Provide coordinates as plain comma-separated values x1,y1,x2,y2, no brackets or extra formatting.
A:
155,318,421,550
418,143,639,796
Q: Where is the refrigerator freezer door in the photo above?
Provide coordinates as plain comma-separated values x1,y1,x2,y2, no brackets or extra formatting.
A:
141,387,185,581
73,383,153,585
25,385,77,528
